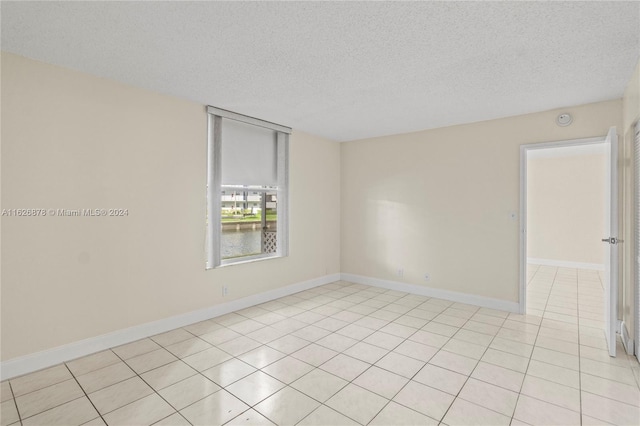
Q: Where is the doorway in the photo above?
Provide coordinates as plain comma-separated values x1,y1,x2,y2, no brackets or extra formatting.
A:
519,129,618,356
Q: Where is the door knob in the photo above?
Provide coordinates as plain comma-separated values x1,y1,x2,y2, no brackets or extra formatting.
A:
601,237,618,244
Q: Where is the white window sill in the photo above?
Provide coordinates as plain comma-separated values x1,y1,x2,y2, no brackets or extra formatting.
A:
216,253,283,268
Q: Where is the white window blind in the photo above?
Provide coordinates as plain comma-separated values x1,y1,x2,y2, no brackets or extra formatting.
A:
221,118,278,187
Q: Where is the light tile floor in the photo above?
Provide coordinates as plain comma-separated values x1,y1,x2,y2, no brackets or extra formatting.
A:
2,267,639,425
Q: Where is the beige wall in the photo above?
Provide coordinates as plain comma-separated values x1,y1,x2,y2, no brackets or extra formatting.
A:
0,53,341,361
622,58,640,346
623,60,640,132
341,100,622,303
527,153,606,265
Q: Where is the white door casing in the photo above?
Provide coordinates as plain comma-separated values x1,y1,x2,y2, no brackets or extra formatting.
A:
520,130,618,358
635,119,640,363
603,126,619,357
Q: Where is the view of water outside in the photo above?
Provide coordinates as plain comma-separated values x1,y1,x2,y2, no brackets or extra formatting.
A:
221,229,261,259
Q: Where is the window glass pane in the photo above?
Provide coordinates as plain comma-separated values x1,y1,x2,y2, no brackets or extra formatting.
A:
221,118,277,187
221,189,278,260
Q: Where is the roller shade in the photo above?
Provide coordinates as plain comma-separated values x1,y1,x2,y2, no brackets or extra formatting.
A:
221,118,278,187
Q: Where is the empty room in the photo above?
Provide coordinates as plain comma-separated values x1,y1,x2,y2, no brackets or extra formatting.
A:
2,2,640,426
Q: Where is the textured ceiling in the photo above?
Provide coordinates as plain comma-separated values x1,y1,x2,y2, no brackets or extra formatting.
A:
2,1,639,141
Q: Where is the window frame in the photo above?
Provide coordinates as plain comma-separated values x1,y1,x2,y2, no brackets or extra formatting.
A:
206,106,290,269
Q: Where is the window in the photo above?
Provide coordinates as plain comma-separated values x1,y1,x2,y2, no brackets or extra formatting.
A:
206,106,290,268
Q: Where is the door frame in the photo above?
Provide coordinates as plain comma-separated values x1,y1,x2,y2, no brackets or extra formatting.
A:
634,119,640,363
519,136,607,314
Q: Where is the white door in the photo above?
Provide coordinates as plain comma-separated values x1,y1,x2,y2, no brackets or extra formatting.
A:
603,126,618,357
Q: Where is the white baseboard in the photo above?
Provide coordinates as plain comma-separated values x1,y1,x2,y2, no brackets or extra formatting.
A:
527,257,605,271
340,273,519,313
0,273,340,381
620,321,634,355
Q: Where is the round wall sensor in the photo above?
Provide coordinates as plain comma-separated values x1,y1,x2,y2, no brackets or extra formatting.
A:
556,113,573,127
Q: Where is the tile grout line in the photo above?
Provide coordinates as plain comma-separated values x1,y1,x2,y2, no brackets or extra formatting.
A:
435,305,513,423
62,363,108,426
297,293,454,425
511,265,559,424
328,310,449,425
576,268,584,425
74,351,186,422
7,274,636,425
243,288,543,424
271,287,427,425
240,283,402,425
354,302,512,423
308,271,624,426
526,268,609,419
109,348,195,426
7,380,22,425
163,288,345,424
10,371,107,424
0,286,567,425
117,286,356,424
180,281,394,425
257,287,463,424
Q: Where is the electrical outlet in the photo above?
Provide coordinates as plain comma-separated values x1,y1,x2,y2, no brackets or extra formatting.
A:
397,268,404,278
424,273,431,282
222,286,228,297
